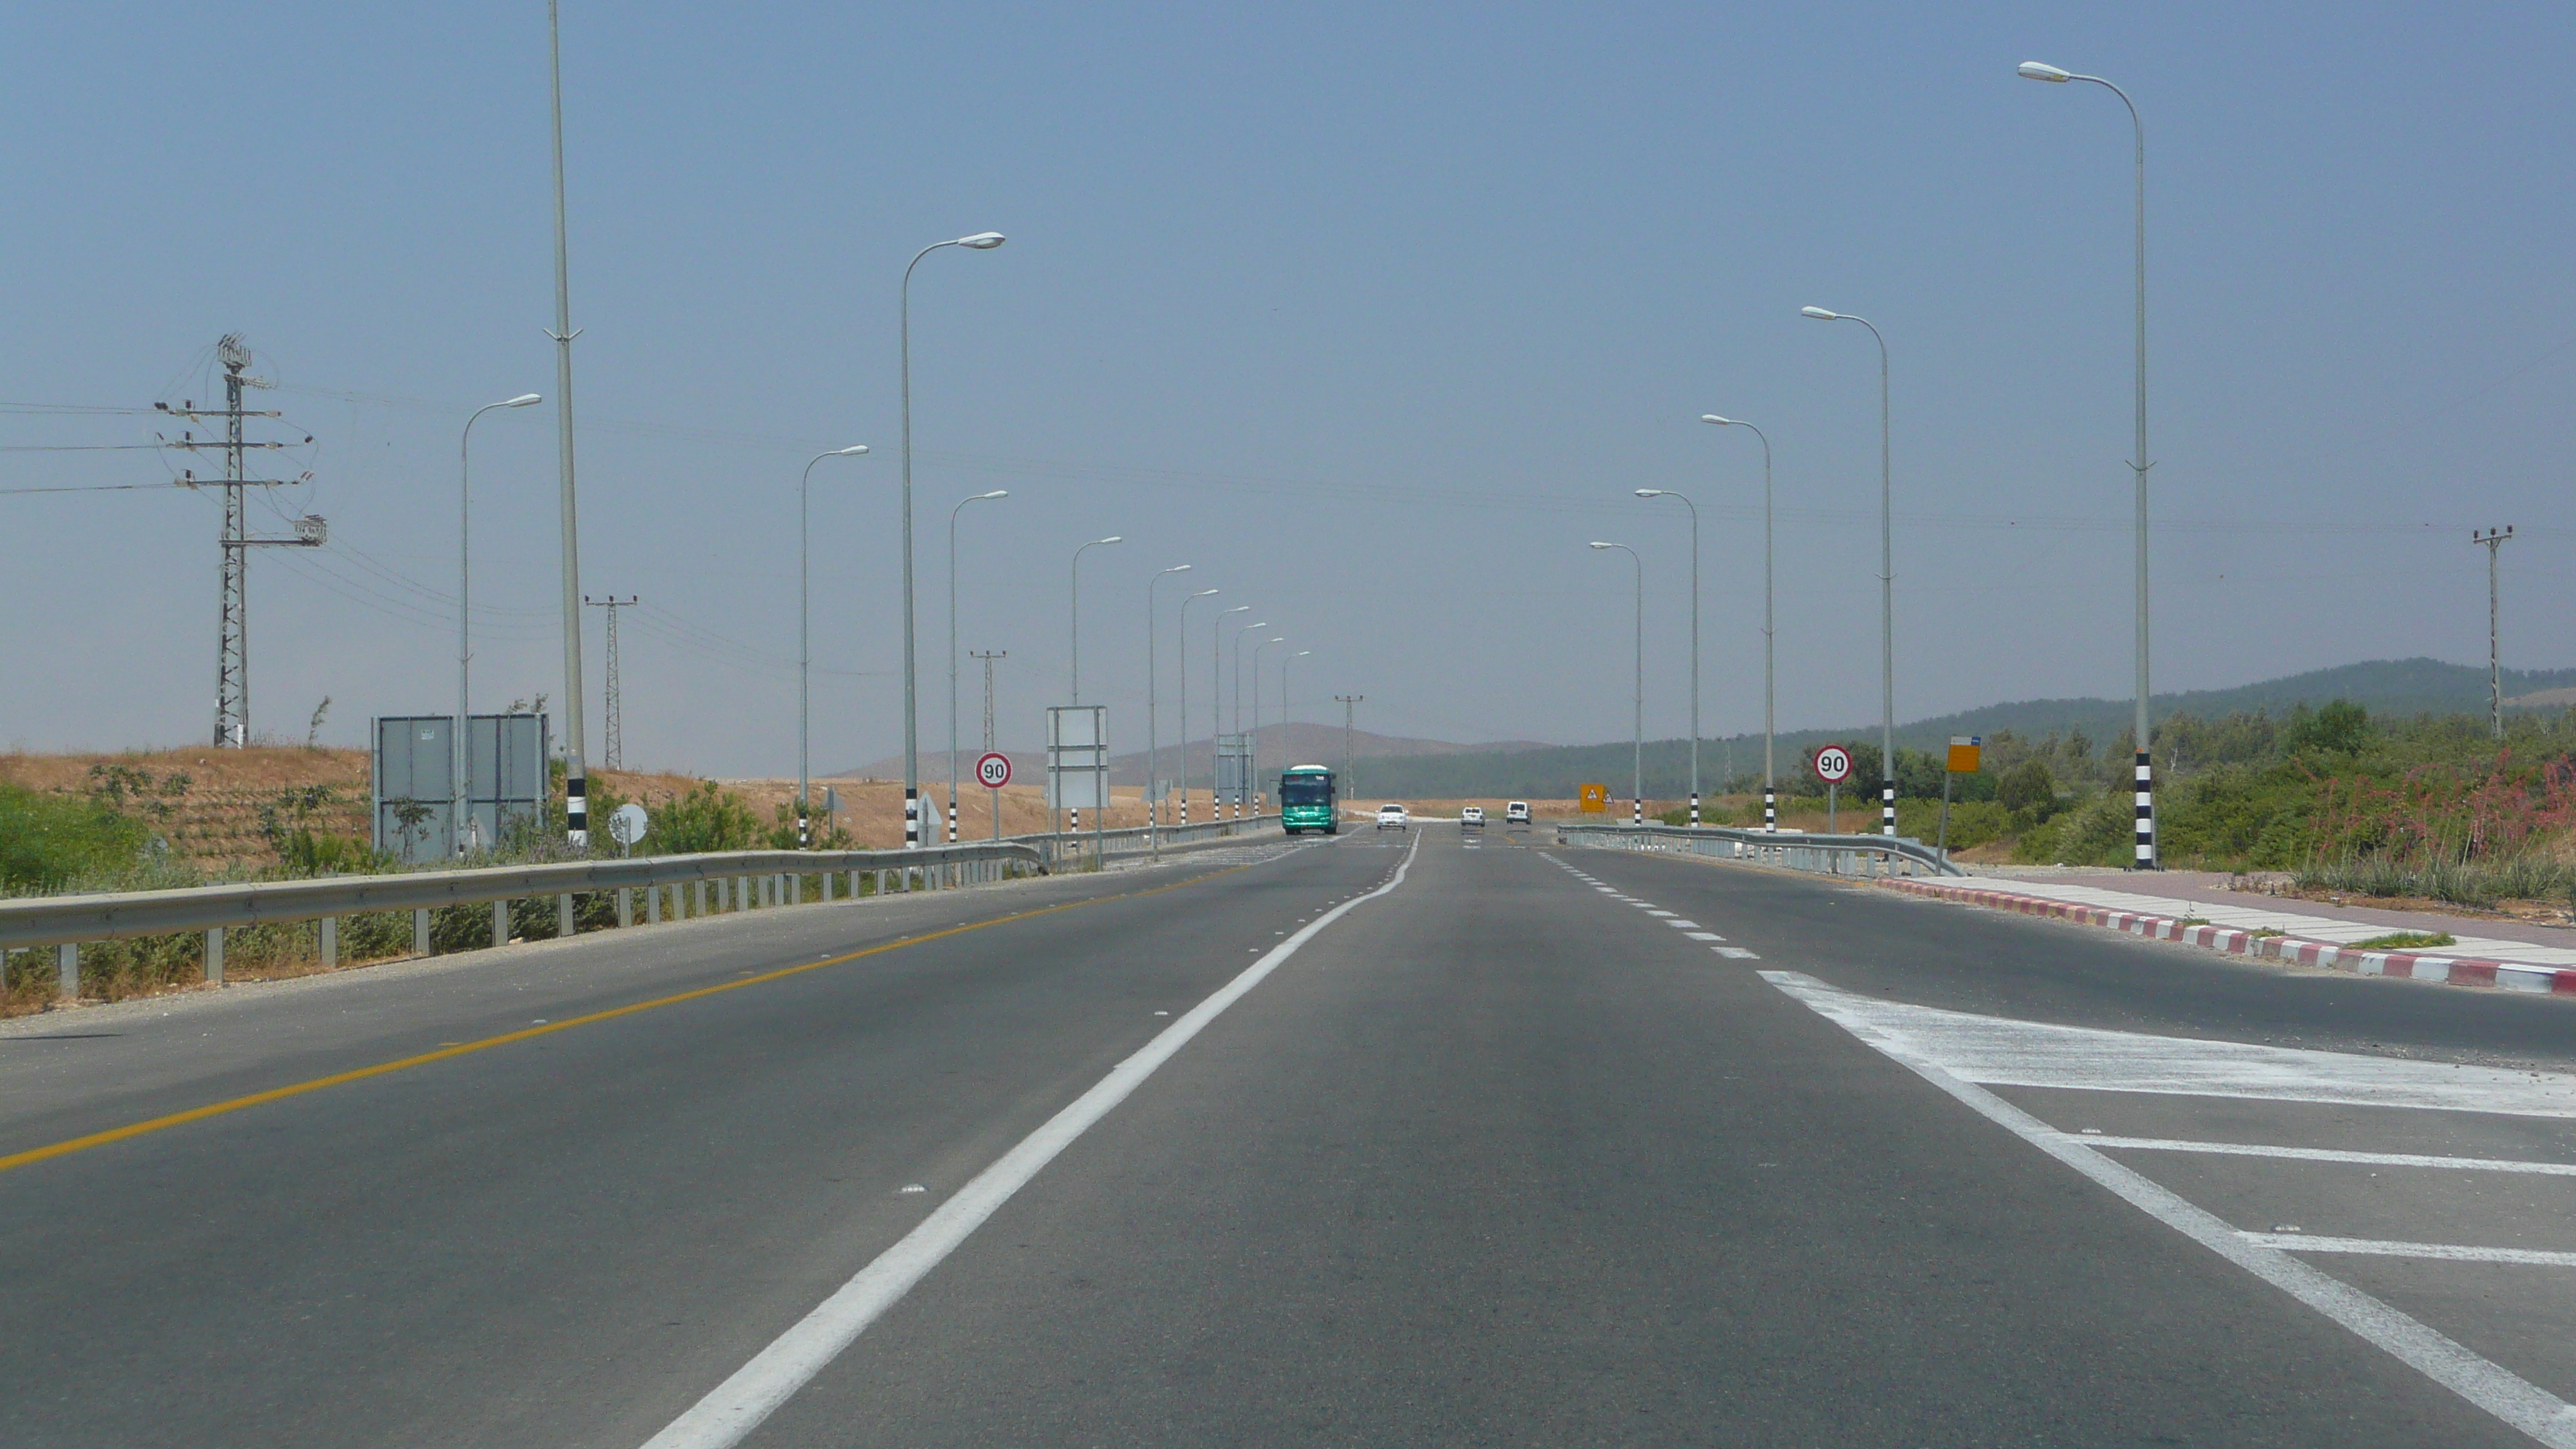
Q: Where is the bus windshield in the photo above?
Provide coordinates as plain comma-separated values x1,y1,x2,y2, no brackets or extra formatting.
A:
1280,775,1334,805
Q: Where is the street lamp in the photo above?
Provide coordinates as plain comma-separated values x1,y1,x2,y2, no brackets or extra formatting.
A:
1070,536,1122,704
1281,649,1312,755
2019,58,2156,868
1215,604,1250,815
947,488,1009,843
1233,618,1269,816
1635,488,1701,827
1801,304,1897,837
1179,587,1221,827
1252,635,1285,813
1591,543,1644,825
899,229,1008,849
800,446,872,848
457,392,543,857
1702,414,1776,831
1146,564,1193,856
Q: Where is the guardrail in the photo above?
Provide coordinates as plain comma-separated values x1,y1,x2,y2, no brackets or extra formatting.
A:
1557,822,1966,878
1041,813,1280,865
2,814,1287,1005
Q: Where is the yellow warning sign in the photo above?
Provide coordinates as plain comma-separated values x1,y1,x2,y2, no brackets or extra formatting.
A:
1947,735,1983,774
1577,783,1609,814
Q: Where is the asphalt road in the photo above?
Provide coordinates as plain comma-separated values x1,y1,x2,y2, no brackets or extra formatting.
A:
5,822,2574,1446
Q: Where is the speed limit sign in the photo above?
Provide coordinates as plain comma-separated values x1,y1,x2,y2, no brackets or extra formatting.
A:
975,751,1012,789
1810,744,1854,785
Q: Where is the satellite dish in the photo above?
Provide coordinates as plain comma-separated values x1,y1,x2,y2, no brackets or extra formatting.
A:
608,802,650,850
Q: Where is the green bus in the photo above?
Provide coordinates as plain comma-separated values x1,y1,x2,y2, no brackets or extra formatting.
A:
1279,764,1338,834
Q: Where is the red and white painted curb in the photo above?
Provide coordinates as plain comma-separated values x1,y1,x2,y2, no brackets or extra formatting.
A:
1882,878,2576,996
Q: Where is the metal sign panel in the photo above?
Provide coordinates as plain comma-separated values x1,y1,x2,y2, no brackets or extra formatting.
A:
1947,735,1983,774
1046,705,1108,811
1214,733,1250,805
1577,783,1608,814
976,752,1012,789
374,713,549,863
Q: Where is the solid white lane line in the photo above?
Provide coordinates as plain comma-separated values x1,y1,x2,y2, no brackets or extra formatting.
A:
1766,969,2576,1448
2240,1234,2576,1267
2068,1136,2576,1176
638,834,1424,1449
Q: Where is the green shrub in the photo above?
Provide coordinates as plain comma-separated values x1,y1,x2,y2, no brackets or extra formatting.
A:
0,783,149,888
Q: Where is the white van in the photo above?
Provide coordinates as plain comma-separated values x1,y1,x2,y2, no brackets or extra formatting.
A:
1505,801,1531,824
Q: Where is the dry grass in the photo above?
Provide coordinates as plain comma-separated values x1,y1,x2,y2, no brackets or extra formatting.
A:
0,745,372,870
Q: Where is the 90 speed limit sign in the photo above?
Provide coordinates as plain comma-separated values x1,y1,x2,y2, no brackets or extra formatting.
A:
1810,744,1854,785
975,752,1012,789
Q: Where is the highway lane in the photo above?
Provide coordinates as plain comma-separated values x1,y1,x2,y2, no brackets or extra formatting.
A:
6,820,2568,1446
0,831,1384,1448
711,827,2516,1446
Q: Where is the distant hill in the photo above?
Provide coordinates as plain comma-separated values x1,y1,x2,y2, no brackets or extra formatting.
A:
831,722,1545,787
1346,657,2576,799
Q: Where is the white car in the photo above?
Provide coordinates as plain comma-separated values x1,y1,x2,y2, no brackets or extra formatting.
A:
1460,806,1485,827
1375,803,1410,831
1506,801,1531,824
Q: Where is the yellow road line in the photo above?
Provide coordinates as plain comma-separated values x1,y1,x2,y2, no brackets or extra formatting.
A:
0,861,1251,1177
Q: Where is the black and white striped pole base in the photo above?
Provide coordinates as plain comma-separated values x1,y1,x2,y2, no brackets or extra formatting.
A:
1632,797,1643,826
903,789,920,848
1881,781,1896,837
567,773,587,849
1763,790,1776,832
1689,793,1700,827
2134,750,2156,869
947,796,958,844
797,810,809,848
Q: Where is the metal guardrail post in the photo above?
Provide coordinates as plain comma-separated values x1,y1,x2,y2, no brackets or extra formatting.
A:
206,927,224,985
413,909,430,956
58,942,76,999
321,916,338,967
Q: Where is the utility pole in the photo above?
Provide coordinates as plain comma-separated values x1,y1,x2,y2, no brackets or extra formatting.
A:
163,334,322,747
545,0,593,849
2474,526,2515,739
972,649,1006,839
584,596,638,769
1334,695,1363,810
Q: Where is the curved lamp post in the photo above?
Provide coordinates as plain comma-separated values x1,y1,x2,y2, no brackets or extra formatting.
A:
800,445,871,847
1233,618,1269,816
1069,535,1122,704
1801,304,1896,837
2021,59,2156,868
1214,604,1250,814
898,230,1005,848
1252,635,1285,812
1635,488,1701,827
1178,587,1221,827
457,392,543,856
1146,564,1193,856
1701,414,1775,831
947,488,1009,842
1590,542,1644,825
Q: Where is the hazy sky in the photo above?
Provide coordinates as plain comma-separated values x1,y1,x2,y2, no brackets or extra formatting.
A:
5,2,2571,776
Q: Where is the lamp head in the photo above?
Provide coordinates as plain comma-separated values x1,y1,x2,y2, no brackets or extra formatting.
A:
1168,563,1193,573
1094,535,1122,545
1589,541,1616,550
957,231,1007,249
979,489,1008,498
1701,414,1732,426
1293,650,1310,658
504,393,543,407
836,444,871,456
1269,636,1285,643
1222,605,1250,615
2018,60,2074,82
1194,588,1220,598
1635,489,1664,498
1800,307,1839,320
1248,621,1268,629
